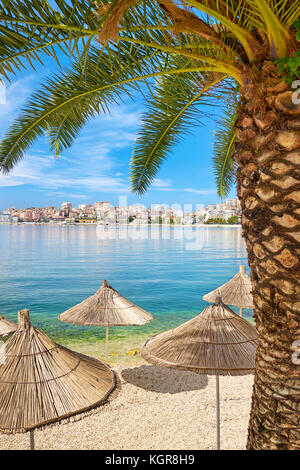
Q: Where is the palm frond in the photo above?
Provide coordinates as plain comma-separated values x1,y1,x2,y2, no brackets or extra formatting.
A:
0,0,242,81
1,0,298,194
130,69,229,194
249,0,300,28
0,43,215,172
213,98,238,198
246,0,294,58
0,0,101,78
172,0,262,61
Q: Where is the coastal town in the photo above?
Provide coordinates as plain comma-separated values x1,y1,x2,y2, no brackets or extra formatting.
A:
0,198,241,225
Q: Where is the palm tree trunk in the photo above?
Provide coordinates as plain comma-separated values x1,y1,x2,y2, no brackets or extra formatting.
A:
236,62,300,450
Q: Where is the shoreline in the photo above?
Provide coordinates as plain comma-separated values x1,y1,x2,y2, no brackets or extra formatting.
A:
0,222,242,227
38,315,255,366
1,313,254,366
60,331,154,366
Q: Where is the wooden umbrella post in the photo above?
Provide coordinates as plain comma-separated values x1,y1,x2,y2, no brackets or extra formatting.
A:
0,309,117,443
105,326,109,363
239,307,242,317
141,301,257,453
216,375,220,450
30,430,35,450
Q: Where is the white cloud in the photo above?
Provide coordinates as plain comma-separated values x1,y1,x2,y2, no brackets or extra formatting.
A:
99,107,141,127
0,155,53,187
0,152,130,192
152,178,172,188
44,191,89,199
0,75,36,123
0,101,143,193
151,179,177,191
184,188,217,195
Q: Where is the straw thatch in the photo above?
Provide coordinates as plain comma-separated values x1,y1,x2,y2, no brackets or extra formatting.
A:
203,265,254,309
141,297,257,376
59,280,153,326
0,309,117,434
0,315,17,337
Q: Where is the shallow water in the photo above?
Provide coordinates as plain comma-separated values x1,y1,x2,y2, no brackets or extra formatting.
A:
0,224,252,361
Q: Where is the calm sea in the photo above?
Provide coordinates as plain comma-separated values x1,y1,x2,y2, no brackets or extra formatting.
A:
0,224,252,347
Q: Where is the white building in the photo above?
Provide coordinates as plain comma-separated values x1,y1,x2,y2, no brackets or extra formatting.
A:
61,202,72,216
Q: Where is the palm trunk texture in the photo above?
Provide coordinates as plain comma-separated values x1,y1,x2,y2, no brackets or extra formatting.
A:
235,61,300,449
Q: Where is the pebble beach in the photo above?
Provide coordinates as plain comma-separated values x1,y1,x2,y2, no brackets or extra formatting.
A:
0,225,254,450
0,362,254,450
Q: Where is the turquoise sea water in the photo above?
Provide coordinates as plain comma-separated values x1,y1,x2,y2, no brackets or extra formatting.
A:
0,224,252,349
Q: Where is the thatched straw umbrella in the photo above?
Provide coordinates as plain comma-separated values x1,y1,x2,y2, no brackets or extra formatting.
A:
203,265,253,316
0,309,117,449
141,296,257,449
59,280,153,362
0,315,17,337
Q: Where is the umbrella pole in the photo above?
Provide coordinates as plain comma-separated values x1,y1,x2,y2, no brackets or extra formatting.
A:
216,375,220,450
30,430,35,450
105,326,109,363
239,307,242,317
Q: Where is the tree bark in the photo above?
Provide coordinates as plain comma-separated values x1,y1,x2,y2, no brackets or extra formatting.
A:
235,62,300,450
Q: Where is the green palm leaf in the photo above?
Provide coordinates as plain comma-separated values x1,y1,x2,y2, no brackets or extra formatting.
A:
213,99,238,198
0,43,214,171
130,70,228,194
0,42,152,170
0,0,297,186
0,0,100,78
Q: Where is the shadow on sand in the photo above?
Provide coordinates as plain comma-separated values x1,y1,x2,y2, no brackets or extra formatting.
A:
121,364,208,394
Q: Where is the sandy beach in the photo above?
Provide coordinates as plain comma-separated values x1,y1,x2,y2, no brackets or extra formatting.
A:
0,361,254,450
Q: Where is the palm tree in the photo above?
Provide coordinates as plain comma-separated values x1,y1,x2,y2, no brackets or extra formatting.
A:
1,0,300,449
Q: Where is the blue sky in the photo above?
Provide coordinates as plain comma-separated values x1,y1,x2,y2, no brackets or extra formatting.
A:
0,54,237,211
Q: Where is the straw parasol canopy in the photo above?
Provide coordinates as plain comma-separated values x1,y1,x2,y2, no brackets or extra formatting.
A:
142,296,257,375
203,265,254,316
141,296,257,449
0,309,117,448
59,280,153,362
0,315,17,337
